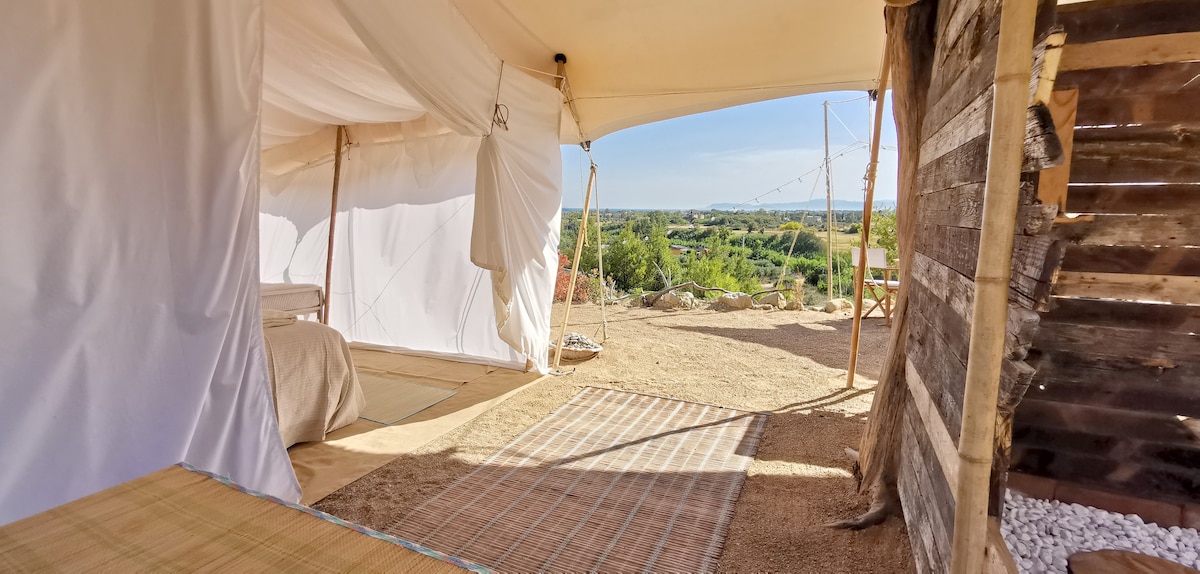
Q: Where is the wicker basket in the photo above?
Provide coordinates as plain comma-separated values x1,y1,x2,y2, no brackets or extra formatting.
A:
550,343,602,361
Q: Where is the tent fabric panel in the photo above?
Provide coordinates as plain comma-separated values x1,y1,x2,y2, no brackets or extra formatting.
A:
0,0,299,525
260,131,526,370
337,0,564,372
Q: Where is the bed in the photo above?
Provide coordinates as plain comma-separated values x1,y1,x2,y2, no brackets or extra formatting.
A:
261,283,364,448
0,464,487,573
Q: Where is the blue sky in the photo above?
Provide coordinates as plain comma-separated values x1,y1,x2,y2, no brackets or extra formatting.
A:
560,91,898,210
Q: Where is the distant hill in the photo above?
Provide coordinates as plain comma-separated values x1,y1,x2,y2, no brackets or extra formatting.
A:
706,199,896,211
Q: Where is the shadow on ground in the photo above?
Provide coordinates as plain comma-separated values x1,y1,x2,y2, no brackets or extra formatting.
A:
670,316,892,380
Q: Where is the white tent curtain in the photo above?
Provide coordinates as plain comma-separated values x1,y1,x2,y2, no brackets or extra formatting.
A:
323,0,564,371
261,122,526,369
0,1,299,525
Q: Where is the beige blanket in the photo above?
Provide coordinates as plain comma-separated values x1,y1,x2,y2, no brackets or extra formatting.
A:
262,320,364,448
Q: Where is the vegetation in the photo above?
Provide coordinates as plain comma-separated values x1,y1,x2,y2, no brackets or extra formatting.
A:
556,208,879,304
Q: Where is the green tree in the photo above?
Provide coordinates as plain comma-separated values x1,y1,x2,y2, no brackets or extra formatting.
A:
604,223,649,290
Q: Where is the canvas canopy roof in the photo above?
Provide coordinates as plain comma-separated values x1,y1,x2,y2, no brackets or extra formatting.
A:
261,0,887,148
0,0,884,525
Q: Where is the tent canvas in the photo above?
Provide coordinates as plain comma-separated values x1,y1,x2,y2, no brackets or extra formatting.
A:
0,0,884,526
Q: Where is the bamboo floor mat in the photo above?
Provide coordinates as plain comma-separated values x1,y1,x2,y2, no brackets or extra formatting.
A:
0,465,480,573
387,387,768,573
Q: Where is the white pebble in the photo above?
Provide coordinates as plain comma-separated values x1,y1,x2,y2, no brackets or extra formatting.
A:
1002,491,1200,572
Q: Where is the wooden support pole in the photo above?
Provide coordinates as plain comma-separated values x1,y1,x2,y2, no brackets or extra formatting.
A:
949,1,1038,572
823,102,835,301
847,44,892,390
322,125,346,325
554,162,596,368
594,171,608,341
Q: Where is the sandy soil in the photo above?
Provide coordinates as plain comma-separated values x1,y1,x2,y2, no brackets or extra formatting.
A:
315,302,914,573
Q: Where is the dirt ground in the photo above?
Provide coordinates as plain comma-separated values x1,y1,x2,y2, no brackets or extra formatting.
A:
316,301,914,573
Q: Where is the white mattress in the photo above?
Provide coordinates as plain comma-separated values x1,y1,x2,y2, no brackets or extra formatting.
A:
261,283,323,317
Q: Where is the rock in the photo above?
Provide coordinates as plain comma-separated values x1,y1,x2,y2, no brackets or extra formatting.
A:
823,298,852,313
677,291,696,310
653,290,684,309
712,292,753,311
758,292,786,309
752,304,774,311
784,299,804,311
805,305,823,312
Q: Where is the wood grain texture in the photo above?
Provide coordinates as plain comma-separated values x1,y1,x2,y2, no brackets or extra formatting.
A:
1035,318,1200,364
1052,213,1200,247
1071,123,1200,184
1065,184,1200,215
1042,297,1200,331
1061,31,1200,71
1053,271,1200,304
1058,0,1200,44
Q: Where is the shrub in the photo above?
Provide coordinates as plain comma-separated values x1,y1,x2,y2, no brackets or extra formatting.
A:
553,252,591,303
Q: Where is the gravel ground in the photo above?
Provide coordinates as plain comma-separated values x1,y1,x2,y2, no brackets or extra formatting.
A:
315,302,913,573
1002,490,1200,572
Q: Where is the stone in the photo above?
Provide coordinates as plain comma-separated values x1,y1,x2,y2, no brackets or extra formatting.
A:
752,304,774,311
758,292,786,309
653,290,684,309
677,291,696,310
712,292,753,311
784,299,804,311
823,298,852,313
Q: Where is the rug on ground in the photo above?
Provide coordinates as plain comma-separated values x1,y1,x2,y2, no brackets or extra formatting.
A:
386,386,768,573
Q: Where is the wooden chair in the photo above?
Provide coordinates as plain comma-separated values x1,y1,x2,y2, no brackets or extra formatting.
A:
851,248,899,323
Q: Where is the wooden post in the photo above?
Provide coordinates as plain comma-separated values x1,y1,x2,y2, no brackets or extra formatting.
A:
847,44,892,389
322,125,346,325
823,102,835,301
554,162,596,368
594,173,608,341
949,1,1038,572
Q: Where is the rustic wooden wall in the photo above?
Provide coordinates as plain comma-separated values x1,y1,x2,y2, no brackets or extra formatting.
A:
1012,0,1200,509
896,0,1059,571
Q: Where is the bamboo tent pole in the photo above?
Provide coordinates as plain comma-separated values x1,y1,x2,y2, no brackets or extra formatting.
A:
949,0,1038,571
846,44,891,390
322,125,346,325
554,161,597,368
823,102,835,301
594,169,608,341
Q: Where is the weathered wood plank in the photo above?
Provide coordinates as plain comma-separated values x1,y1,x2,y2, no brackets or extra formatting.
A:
1061,31,1200,71
1025,375,1200,419
1034,319,1200,363
906,306,967,443
918,133,990,193
1065,184,1200,215
1016,398,1200,447
906,397,957,533
1011,444,1200,506
910,252,1042,359
900,399,949,574
1058,0,1200,45
1012,423,1200,497
913,224,1058,310
1056,61,1200,99
1077,92,1200,126
1053,271,1200,304
927,0,1002,121
1070,124,1200,184
1052,213,1200,247
986,519,1020,574
1037,90,1078,212
919,182,1057,234
1029,348,1200,389
920,88,993,168
906,358,961,492
1043,297,1200,331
